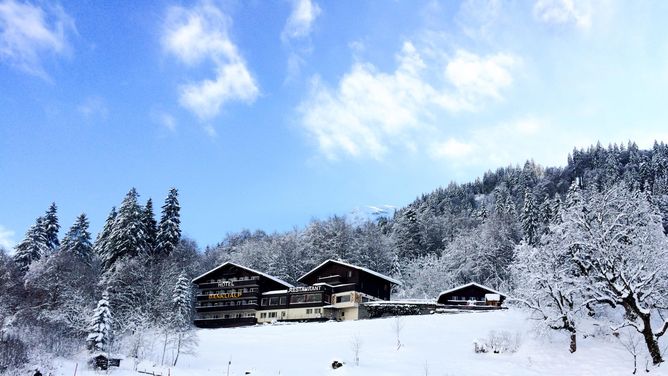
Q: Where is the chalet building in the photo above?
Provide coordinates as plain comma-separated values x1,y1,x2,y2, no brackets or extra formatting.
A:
287,259,402,322
193,259,402,328
191,262,293,328
436,282,506,308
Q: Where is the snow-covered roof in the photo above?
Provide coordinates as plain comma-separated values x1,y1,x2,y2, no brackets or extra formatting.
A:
262,289,289,295
437,282,505,298
298,259,402,286
192,262,293,288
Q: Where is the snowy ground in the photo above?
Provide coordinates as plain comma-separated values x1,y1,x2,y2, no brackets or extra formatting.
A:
50,309,666,376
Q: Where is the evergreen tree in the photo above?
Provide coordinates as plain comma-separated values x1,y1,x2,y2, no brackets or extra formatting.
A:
61,213,94,264
42,202,60,252
13,217,48,272
171,271,192,331
156,188,181,257
86,291,113,354
94,207,116,260
521,190,539,245
143,198,158,255
169,271,193,366
104,188,147,271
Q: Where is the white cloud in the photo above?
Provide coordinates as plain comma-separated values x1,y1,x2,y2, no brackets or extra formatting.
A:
162,1,258,121
281,0,321,42
429,138,475,160
533,0,591,30
298,41,519,160
77,96,108,120
0,0,75,78
0,225,15,251
440,50,517,111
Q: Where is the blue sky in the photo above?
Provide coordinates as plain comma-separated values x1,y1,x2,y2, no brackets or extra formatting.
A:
2,0,668,249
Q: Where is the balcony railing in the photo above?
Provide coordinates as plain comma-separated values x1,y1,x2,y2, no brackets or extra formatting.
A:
196,303,259,312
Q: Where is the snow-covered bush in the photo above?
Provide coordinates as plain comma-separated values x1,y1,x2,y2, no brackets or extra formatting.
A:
474,330,521,354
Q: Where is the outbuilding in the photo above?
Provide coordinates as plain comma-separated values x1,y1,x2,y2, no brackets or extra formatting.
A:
436,282,506,307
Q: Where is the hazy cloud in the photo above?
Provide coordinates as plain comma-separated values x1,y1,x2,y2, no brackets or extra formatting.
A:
77,96,108,120
151,109,177,132
162,1,258,121
533,0,592,30
0,0,75,78
0,225,15,250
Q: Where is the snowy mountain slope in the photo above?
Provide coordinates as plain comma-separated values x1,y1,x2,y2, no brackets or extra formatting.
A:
48,309,661,376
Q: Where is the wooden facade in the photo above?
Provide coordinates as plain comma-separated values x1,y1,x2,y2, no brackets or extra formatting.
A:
191,262,293,328
436,282,506,307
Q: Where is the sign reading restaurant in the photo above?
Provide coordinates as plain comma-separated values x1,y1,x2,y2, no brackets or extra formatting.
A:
288,286,322,293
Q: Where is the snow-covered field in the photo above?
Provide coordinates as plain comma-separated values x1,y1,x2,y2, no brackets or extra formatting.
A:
51,309,664,376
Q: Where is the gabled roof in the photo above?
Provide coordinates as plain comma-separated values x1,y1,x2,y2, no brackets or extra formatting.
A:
437,282,505,298
191,262,293,288
298,259,402,286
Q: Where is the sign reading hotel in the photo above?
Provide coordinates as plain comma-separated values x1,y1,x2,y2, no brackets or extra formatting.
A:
208,292,242,299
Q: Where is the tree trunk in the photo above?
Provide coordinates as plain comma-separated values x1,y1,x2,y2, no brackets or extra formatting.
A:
569,332,577,353
640,315,663,365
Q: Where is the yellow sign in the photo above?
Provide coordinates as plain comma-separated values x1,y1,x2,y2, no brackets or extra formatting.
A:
208,292,242,299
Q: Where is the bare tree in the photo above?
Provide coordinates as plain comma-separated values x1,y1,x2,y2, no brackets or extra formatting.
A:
614,328,643,374
350,334,362,366
394,316,405,350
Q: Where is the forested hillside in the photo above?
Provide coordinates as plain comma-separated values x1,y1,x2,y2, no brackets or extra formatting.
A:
202,141,668,297
2,140,668,371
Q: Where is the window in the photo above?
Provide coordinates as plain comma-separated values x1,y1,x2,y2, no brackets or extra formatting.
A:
279,296,286,305
281,311,286,317
315,308,321,314
306,309,313,314
336,295,351,303
260,312,267,318
268,312,277,318
269,297,280,305
348,271,352,278
261,298,268,306
290,294,305,304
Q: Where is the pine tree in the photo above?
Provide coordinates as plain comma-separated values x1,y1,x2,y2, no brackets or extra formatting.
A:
169,271,193,366
143,198,158,255
94,207,116,268
61,213,94,264
171,271,192,330
42,202,60,252
156,188,181,257
104,189,147,271
521,190,539,245
13,217,48,272
87,291,113,354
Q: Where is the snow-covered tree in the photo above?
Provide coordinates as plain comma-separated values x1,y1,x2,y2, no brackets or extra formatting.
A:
521,190,539,245
42,202,60,253
94,207,116,259
169,271,193,366
143,198,158,255
512,241,587,353
104,188,147,271
156,188,181,257
13,217,48,272
60,213,93,264
560,184,668,365
87,291,113,355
